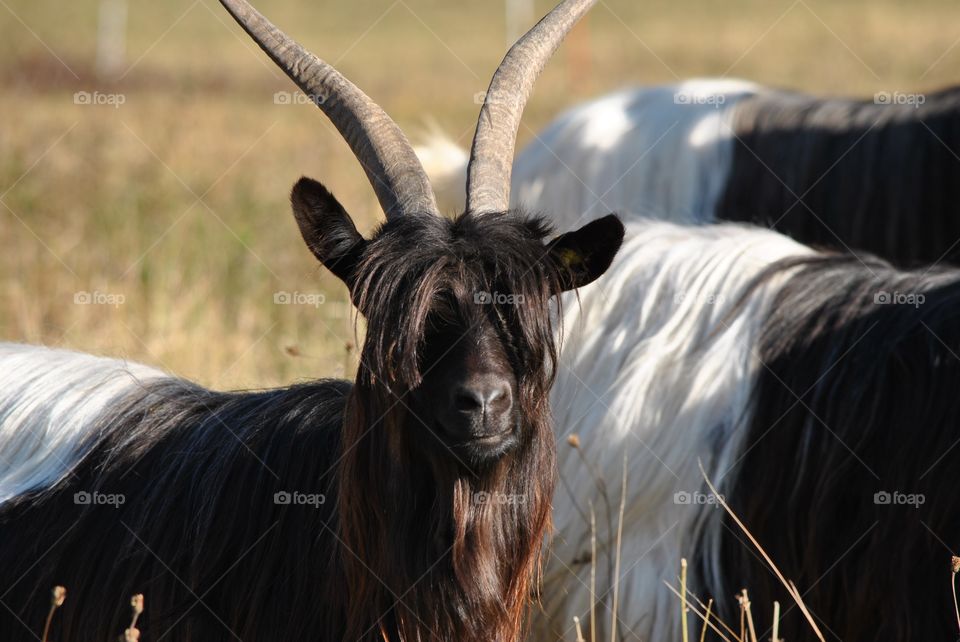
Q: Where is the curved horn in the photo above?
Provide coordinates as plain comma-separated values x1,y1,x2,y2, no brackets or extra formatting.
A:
220,0,438,219
466,0,597,214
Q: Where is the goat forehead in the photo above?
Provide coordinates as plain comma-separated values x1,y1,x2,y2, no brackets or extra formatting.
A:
370,247,544,302
371,212,552,279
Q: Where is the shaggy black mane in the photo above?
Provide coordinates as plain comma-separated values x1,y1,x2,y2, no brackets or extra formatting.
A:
718,86,960,266
699,251,960,640
0,378,349,640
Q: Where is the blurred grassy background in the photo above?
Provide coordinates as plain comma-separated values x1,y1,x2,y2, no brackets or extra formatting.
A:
2,0,959,389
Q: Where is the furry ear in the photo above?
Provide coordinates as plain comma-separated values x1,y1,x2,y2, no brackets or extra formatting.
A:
290,177,368,288
547,214,624,291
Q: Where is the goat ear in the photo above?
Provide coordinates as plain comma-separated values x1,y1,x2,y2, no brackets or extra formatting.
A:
546,214,624,291
290,177,367,288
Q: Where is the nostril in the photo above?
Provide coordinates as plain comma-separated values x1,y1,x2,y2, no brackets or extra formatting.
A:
485,382,512,411
443,378,515,443
454,389,484,413
453,380,513,417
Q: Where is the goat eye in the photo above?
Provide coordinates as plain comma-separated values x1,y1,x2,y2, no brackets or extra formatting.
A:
429,294,460,327
427,309,453,331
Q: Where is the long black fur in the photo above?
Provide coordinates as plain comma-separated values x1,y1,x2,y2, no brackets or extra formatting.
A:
0,378,348,640
717,87,960,266
698,252,960,640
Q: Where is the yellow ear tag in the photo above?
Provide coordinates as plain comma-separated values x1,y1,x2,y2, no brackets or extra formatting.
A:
559,248,586,270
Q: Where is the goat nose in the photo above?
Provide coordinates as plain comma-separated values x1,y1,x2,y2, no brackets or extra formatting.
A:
453,377,513,420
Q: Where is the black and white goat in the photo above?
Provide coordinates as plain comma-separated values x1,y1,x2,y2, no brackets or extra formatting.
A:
421,79,960,265
0,1,624,640
537,218,960,641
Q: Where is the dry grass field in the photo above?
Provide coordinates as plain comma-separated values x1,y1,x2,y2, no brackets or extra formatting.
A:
2,0,960,389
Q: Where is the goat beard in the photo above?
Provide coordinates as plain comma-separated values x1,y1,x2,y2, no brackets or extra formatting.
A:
336,385,555,642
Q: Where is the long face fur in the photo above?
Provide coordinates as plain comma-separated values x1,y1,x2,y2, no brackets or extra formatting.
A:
294,176,623,641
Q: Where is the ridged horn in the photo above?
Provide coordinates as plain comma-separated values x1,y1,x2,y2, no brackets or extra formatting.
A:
220,0,439,219
466,0,598,214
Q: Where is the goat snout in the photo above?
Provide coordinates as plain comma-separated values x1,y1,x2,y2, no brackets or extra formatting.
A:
442,374,515,443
